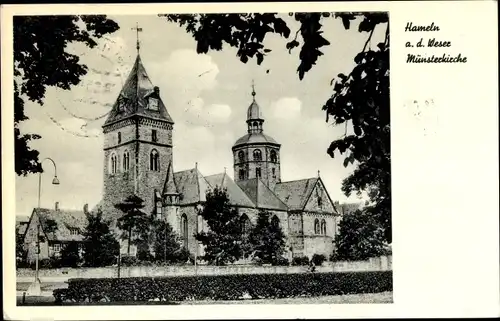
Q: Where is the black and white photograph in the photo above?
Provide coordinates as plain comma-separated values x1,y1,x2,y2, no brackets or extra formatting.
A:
12,11,392,306
3,1,498,319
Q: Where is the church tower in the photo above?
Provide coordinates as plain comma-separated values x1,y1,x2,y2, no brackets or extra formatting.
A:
101,26,174,223
232,82,281,189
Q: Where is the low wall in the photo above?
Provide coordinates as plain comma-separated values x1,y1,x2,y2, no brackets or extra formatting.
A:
17,255,392,283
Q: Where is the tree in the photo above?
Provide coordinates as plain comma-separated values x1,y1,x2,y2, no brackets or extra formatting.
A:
13,15,119,176
249,210,286,265
58,241,82,267
16,224,27,266
114,194,150,257
196,187,244,265
151,217,188,264
162,12,391,242
333,209,387,261
82,209,119,267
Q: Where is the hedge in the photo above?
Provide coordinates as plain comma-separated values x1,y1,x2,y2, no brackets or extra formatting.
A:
53,271,392,303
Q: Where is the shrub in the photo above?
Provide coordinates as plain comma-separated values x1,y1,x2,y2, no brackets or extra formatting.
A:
121,256,139,266
291,256,309,266
53,271,393,303
311,254,326,266
273,257,289,266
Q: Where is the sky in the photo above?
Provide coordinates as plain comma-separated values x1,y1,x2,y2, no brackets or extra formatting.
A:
15,14,387,218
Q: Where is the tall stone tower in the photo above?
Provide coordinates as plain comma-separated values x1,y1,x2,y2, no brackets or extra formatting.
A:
101,36,174,223
232,83,281,189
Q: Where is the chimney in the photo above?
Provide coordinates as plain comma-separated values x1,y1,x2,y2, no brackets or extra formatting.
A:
83,204,89,214
55,202,60,211
154,86,160,95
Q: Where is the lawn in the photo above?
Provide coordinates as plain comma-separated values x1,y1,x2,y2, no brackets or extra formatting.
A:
17,292,392,306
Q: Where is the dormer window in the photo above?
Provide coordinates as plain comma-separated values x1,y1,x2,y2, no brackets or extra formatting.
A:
148,97,159,110
70,228,79,236
117,96,127,112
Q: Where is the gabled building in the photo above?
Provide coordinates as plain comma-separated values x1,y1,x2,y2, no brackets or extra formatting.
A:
22,202,88,262
91,44,342,260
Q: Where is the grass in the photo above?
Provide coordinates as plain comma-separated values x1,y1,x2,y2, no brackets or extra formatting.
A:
17,292,392,306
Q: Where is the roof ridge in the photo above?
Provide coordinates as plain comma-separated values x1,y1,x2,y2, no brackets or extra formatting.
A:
258,178,288,209
300,177,320,210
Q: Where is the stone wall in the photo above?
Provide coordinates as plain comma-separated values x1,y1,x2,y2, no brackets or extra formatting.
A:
16,255,392,283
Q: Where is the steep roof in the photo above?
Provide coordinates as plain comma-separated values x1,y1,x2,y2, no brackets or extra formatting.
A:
163,162,178,195
237,178,288,211
35,208,88,242
233,132,280,148
274,177,319,211
335,202,364,215
103,55,173,126
174,168,211,204
204,173,255,207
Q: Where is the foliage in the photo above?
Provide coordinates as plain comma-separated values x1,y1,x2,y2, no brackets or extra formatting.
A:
115,194,150,256
311,254,327,266
82,209,120,267
291,256,310,266
151,217,188,264
16,224,27,265
58,242,82,268
53,271,393,303
333,209,387,261
196,187,245,265
163,12,391,243
13,15,119,176
249,210,286,265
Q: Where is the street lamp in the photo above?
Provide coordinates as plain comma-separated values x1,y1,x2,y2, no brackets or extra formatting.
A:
26,158,59,296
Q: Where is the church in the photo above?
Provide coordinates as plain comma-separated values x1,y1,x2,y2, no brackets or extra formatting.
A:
94,45,341,260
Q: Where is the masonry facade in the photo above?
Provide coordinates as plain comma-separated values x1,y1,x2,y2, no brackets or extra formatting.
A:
21,50,343,261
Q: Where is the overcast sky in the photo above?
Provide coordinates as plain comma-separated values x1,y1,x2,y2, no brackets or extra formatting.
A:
15,14,387,218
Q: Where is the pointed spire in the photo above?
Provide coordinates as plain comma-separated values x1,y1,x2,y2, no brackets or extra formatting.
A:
251,79,256,101
163,162,178,195
132,22,143,55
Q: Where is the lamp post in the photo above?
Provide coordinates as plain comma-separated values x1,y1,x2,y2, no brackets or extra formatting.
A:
26,158,59,296
195,203,204,276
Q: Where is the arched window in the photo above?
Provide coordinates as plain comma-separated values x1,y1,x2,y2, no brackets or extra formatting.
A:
321,219,326,235
123,150,130,172
270,150,277,162
256,167,262,178
314,218,320,234
272,168,276,178
117,132,122,144
180,214,188,249
252,121,258,130
150,149,159,171
271,215,280,228
240,214,251,235
253,149,262,161
238,151,245,163
238,169,246,180
110,153,118,174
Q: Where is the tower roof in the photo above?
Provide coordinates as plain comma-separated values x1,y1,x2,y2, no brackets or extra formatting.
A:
247,82,263,121
163,162,178,195
103,55,174,127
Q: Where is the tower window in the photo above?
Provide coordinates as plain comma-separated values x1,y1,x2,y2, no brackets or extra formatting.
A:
156,201,162,219
150,149,159,171
321,219,327,235
152,129,157,142
270,150,277,162
314,219,320,234
239,169,246,180
256,167,261,178
318,197,322,207
110,153,118,174
148,97,159,110
253,149,262,161
238,151,245,163
181,214,188,249
272,168,276,178
123,150,130,172
118,132,122,144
